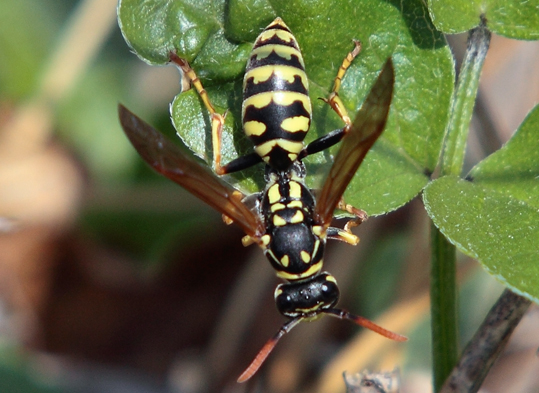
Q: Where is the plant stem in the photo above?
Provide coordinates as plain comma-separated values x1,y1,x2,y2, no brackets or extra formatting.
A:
430,16,491,392
440,289,531,393
441,16,491,176
430,223,458,392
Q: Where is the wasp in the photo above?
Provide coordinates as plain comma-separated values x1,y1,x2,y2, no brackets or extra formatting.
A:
119,17,405,383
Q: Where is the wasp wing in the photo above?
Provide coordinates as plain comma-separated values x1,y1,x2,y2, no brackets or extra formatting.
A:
118,104,262,238
315,58,394,227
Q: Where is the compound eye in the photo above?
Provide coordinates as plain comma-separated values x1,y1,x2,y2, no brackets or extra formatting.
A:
320,283,333,300
275,291,293,314
318,274,339,304
321,283,331,295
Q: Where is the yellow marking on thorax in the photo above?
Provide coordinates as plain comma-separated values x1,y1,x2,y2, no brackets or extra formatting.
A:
280,255,290,267
300,250,311,263
313,225,324,237
288,181,302,199
270,203,286,212
287,200,303,209
251,45,304,68
244,120,267,136
266,249,278,264
290,210,304,224
312,239,321,258
245,65,308,90
267,184,281,204
255,139,304,158
288,153,298,161
260,234,271,246
273,214,287,227
281,116,310,132
276,260,323,280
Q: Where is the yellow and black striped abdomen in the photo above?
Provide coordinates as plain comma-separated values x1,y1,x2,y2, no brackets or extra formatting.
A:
242,18,312,171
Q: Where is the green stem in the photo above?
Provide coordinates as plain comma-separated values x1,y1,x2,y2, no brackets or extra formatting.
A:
431,223,458,392
431,16,491,393
441,16,491,177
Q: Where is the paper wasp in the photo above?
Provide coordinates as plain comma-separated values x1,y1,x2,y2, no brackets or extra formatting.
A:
119,17,404,383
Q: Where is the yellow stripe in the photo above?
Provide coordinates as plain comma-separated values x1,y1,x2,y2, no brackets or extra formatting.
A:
274,91,310,109
251,45,305,68
243,92,273,109
255,139,303,158
243,91,311,112
276,260,323,280
266,17,289,31
245,65,308,90
258,29,296,45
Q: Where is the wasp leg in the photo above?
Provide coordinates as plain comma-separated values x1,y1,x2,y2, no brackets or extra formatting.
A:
169,52,228,175
327,226,359,245
327,199,367,245
322,40,362,129
302,41,362,158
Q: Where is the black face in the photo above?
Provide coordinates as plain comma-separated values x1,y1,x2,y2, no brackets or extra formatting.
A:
274,272,340,318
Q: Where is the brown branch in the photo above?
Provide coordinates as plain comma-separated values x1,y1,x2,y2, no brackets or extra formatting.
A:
440,289,531,393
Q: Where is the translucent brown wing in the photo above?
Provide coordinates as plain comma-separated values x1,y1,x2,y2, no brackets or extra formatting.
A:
314,58,394,227
118,104,262,238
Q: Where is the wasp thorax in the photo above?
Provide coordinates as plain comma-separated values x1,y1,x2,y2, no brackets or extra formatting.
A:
274,273,340,318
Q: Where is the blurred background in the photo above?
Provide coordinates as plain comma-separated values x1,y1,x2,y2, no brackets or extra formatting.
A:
1,0,539,392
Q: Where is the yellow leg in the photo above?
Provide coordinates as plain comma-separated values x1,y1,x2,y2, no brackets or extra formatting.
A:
327,227,359,245
322,40,361,130
326,198,368,245
169,52,227,175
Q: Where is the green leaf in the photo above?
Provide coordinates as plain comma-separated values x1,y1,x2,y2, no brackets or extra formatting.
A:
468,104,539,209
423,175,539,303
428,0,539,39
117,0,226,65
119,0,454,214
425,106,539,304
